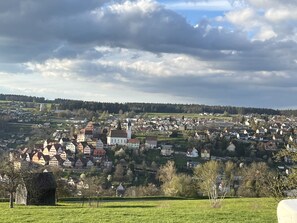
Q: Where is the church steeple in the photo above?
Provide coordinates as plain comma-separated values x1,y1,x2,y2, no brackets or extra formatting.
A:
126,119,132,139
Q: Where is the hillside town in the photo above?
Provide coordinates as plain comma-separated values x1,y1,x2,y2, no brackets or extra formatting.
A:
1,99,297,198
14,114,297,169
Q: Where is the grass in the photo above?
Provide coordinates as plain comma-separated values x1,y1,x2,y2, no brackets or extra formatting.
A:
0,198,277,223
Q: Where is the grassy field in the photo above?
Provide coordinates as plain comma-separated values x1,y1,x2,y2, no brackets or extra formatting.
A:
0,198,277,223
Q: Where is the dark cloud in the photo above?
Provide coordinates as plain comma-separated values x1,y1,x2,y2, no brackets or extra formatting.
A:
0,0,249,62
0,0,297,108
0,0,294,74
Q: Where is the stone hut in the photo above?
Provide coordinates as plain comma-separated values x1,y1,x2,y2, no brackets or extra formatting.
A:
116,183,125,197
15,172,57,205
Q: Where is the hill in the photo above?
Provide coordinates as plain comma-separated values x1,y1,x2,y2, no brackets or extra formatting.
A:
1,93,294,116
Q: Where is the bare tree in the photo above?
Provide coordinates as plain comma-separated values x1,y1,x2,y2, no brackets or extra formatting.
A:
237,162,269,197
194,161,236,208
263,170,288,201
113,163,125,182
0,154,26,208
194,160,222,208
158,161,194,197
158,161,178,196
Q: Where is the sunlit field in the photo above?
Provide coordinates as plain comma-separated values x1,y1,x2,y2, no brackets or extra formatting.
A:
0,198,277,223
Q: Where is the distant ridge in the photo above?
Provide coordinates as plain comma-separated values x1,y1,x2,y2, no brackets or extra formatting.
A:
1,93,296,116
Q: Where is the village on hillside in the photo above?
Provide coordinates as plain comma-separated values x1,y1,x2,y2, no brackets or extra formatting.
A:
0,99,297,197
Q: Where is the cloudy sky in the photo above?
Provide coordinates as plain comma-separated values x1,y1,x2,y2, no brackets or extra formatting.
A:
0,0,297,109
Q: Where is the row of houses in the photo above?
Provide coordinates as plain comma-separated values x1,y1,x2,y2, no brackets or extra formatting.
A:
19,136,109,168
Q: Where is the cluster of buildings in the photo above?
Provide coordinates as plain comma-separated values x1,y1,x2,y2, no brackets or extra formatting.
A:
17,120,160,169
19,121,108,169
14,113,297,170
3,102,297,172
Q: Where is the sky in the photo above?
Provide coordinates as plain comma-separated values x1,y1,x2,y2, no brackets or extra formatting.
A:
0,0,297,109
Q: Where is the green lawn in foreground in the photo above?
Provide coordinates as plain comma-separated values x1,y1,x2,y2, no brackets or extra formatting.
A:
0,198,277,223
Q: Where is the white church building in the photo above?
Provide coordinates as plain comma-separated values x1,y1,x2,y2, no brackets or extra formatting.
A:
107,120,132,145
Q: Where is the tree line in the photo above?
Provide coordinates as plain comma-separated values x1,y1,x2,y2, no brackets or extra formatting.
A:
1,93,297,116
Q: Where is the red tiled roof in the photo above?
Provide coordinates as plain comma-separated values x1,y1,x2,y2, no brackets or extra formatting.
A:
108,130,127,138
128,139,140,143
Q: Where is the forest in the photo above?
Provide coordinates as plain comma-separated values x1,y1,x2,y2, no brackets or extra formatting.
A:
1,93,297,116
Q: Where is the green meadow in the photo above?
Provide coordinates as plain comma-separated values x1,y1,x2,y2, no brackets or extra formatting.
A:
0,198,277,223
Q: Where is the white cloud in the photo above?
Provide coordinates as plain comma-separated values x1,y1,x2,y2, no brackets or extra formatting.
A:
108,0,159,14
25,47,219,80
265,7,297,22
0,0,297,107
163,0,232,11
254,26,277,41
225,8,256,28
25,59,76,79
224,0,297,41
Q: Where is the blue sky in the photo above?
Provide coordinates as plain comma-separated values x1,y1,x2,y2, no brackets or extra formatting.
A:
0,0,297,109
159,0,231,24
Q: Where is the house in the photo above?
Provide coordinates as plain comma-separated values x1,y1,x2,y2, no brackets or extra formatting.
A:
201,149,211,160
265,141,278,151
42,146,50,156
96,139,104,150
237,133,249,140
77,130,86,142
104,161,113,169
85,121,94,132
66,142,77,154
256,128,266,135
49,144,62,157
107,130,127,145
227,143,236,152
63,158,75,168
32,152,48,166
161,145,174,156
187,161,199,169
127,138,140,149
85,121,101,139
93,148,106,157
84,130,93,141
186,147,199,158
43,139,52,149
77,142,88,153
179,125,187,131
244,129,255,136
86,159,94,168
83,144,94,157
86,138,97,147
59,151,67,160
273,134,284,142
15,172,57,206
75,158,85,168
145,137,157,149
49,155,63,167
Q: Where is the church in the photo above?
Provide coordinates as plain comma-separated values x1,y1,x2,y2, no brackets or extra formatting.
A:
107,120,132,145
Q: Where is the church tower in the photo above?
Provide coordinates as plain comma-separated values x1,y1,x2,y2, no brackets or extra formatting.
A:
126,119,132,140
